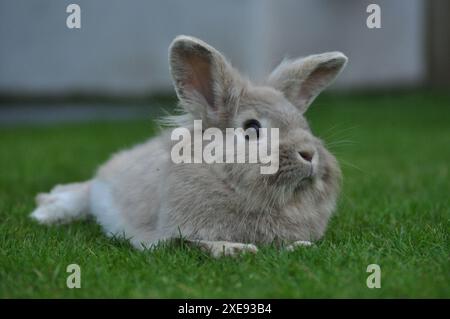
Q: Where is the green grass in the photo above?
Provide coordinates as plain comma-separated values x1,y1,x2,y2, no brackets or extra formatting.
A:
0,92,449,298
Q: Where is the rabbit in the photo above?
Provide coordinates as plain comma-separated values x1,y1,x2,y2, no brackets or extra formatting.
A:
30,35,347,257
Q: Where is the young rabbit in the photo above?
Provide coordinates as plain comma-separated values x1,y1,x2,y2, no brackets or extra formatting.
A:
30,36,347,257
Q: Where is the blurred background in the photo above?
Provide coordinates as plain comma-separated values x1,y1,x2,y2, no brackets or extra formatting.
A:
0,0,449,123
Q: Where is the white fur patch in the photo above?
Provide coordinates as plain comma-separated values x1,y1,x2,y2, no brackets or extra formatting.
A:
89,179,126,237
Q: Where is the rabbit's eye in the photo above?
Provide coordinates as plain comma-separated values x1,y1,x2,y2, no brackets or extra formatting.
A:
243,119,261,140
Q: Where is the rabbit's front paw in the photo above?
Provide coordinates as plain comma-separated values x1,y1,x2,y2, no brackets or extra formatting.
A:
210,242,258,258
286,240,313,251
193,240,258,258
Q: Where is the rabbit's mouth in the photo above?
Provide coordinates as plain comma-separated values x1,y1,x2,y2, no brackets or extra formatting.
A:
268,164,314,188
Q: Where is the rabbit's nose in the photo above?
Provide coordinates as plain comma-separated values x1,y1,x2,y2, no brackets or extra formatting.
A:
298,150,315,163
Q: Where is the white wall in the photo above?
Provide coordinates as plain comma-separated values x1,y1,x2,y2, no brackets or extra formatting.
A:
0,0,426,95
263,0,426,89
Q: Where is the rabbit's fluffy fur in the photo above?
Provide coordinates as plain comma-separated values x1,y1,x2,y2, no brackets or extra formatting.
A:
31,36,347,257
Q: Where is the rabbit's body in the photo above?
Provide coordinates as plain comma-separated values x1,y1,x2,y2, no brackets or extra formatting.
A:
31,36,347,256
90,133,171,247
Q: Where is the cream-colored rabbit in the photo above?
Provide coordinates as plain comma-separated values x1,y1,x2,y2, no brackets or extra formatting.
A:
31,36,347,257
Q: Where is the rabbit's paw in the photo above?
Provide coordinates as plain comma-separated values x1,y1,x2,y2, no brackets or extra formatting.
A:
193,240,258,258
209,242,258,258
286,240,313,251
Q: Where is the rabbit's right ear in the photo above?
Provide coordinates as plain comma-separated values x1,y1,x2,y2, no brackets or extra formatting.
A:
169,36,241,121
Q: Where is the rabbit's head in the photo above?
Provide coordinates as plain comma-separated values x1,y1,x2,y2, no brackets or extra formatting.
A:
169,36,346,210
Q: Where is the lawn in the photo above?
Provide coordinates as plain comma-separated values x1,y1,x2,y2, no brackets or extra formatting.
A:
0,92,449,298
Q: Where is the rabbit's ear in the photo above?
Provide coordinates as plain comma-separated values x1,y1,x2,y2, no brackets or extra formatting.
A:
268,52,347,113
169,35,240,121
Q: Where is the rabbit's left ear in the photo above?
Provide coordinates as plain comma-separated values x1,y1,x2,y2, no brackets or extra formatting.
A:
268,52,347,113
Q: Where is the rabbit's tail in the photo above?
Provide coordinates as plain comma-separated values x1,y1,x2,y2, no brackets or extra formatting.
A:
30,181,91,224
